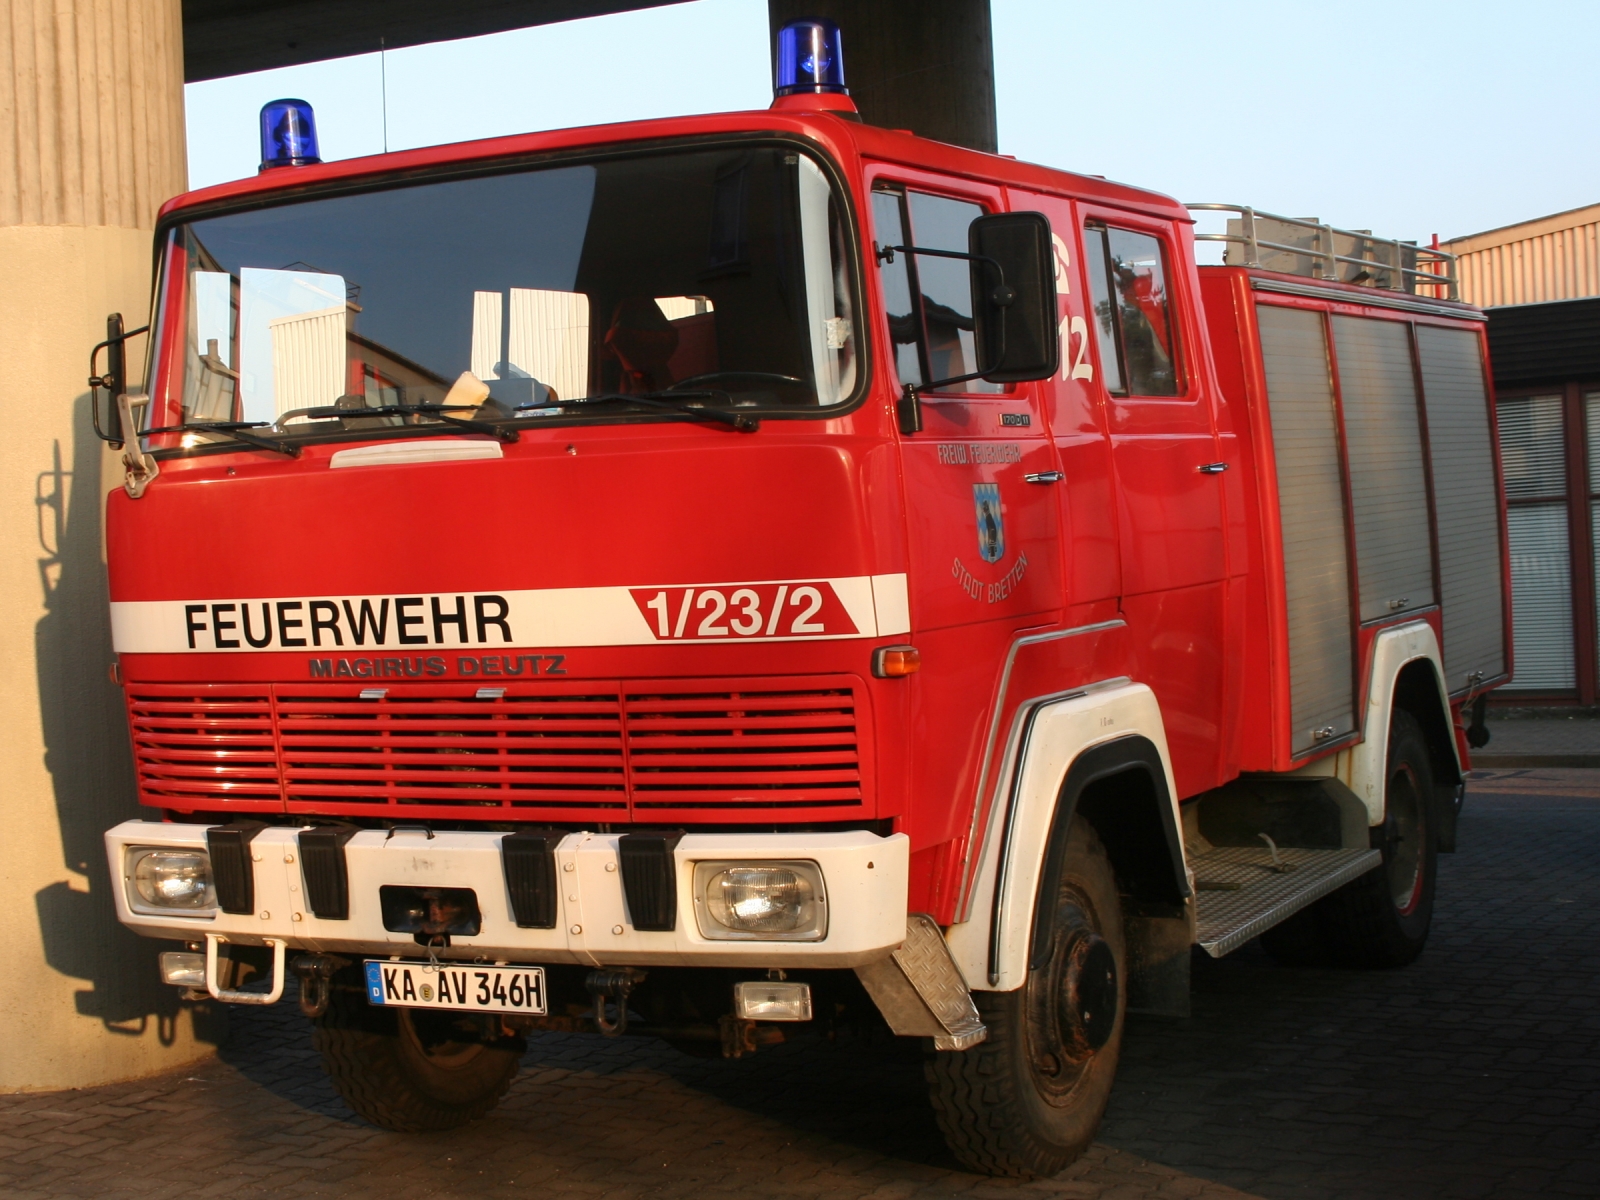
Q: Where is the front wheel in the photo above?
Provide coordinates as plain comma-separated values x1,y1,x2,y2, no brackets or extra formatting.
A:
926,816,1125,1178
313,972,520,1131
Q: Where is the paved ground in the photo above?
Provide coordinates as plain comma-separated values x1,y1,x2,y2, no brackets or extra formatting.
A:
2,769,1595,1200
1481,712,1600,766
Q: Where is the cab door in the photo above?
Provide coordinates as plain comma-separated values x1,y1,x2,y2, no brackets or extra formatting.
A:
1009,189,1122,617
1077,205,1228,797
872,180,1063,633
869,175,1064,892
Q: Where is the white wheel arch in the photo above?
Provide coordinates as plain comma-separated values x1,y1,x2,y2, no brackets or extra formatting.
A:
945,680,1185,992
1287,619,1460,824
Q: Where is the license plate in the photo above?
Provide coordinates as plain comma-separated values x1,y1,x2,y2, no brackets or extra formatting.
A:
363,960,547,1015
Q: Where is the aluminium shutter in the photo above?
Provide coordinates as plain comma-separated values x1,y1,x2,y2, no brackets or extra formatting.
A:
1416,325,1506,692
1331,315,1436,622
1257,304,1356,754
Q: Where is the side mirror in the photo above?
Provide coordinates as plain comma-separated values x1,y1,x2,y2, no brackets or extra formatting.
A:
969,212,1059,382
88,312,150,448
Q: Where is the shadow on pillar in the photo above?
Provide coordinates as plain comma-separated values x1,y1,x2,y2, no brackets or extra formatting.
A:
31,393,225,1047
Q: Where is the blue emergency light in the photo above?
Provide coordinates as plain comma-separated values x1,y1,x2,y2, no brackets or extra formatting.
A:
259,98,321,170
775,19,847,95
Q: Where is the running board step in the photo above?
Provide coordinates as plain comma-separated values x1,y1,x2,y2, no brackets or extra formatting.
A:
1192,846,1382,957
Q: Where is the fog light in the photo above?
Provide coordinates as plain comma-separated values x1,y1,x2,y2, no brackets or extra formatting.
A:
692,860,826,941
127,848,215,913
734,980,813,1021
159,951,206,987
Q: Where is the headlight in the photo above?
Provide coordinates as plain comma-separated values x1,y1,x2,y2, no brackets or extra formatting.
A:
692,860,826,941
126,848,216,914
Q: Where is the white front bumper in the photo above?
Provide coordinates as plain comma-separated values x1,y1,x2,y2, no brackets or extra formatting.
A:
106,822,909,968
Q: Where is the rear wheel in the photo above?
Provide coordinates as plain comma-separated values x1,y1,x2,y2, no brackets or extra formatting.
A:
926,816,1125,1178
1262,708,1438,968
313,972,520,1131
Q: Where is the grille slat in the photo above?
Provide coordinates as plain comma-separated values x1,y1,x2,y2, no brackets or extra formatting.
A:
126,677,868,822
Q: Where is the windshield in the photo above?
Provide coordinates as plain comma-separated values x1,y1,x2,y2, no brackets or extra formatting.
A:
149,145,859,444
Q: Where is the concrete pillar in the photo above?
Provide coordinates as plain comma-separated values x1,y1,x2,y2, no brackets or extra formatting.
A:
767,0,998,154
0,0,222,1090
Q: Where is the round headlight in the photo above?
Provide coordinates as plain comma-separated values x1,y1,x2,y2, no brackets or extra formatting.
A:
706,866,814,933
132,850,215,910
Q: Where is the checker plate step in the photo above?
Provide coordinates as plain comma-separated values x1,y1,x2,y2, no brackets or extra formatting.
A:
1192,846,1382,957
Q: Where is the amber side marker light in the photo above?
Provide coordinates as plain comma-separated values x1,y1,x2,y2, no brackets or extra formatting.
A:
872,645,921,678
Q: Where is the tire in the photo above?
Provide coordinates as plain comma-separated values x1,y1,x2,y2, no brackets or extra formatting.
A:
926,816,1125,1178
1261,708,1438,969
313,972,520,1131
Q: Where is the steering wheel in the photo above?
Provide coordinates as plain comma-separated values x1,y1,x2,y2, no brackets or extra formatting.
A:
667,371,805,390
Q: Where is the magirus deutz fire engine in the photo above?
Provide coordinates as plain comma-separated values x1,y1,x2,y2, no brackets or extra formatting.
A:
92,20,1508,1176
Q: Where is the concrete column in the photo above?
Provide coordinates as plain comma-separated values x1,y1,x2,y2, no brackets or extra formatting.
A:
0,0,222,1089
767,0,998,154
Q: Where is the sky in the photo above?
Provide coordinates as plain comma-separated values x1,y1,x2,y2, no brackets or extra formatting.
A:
185,0,1600,247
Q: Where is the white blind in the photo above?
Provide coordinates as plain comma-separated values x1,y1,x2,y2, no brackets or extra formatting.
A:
1498,394,1566,498
1504,503,1575,690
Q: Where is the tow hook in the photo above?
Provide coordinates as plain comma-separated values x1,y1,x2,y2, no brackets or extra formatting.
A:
585,968,647,1037
291,953,348,1018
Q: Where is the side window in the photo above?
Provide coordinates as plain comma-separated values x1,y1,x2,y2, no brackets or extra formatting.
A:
872,186,1003,395
871,190,924,388
1083,225,1180,397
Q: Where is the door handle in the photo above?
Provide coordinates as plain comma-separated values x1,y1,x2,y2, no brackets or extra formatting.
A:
1024,471,1064,484
1198,462,1228,474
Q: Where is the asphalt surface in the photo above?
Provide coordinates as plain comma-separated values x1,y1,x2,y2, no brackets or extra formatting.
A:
1,768,1595,1199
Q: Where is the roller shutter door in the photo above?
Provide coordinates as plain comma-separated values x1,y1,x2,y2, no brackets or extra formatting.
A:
1416,325,1506,693
1331,316,1436,622
1257,304,1356,754
1497,394,1573,690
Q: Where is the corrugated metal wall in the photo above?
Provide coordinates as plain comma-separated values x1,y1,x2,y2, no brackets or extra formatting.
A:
1446,205,1600,308
268,304,346,416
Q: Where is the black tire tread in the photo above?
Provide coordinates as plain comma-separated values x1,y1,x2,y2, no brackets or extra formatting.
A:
925,819,1121,1178
1261,709,1436,969
313,990,518,1132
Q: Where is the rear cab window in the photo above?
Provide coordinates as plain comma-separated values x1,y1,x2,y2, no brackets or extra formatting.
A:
1082,224,1183,398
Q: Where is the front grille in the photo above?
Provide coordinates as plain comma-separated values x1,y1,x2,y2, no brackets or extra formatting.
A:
126,676,870,823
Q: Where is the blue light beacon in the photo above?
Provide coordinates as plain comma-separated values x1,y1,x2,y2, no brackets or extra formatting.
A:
775,19,847,95
259,98,322,171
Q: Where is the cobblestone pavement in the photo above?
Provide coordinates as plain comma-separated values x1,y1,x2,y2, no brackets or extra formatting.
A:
2,770,1595,1200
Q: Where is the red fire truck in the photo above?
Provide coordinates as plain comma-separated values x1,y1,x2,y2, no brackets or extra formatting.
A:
95,20,1507,1177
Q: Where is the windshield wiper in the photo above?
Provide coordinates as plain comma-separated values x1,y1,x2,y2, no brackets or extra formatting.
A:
289,403,521,443
543,391,759,432
147,421,302,457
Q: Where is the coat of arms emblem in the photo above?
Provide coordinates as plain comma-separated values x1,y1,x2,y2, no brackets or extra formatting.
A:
973,483,1004,564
